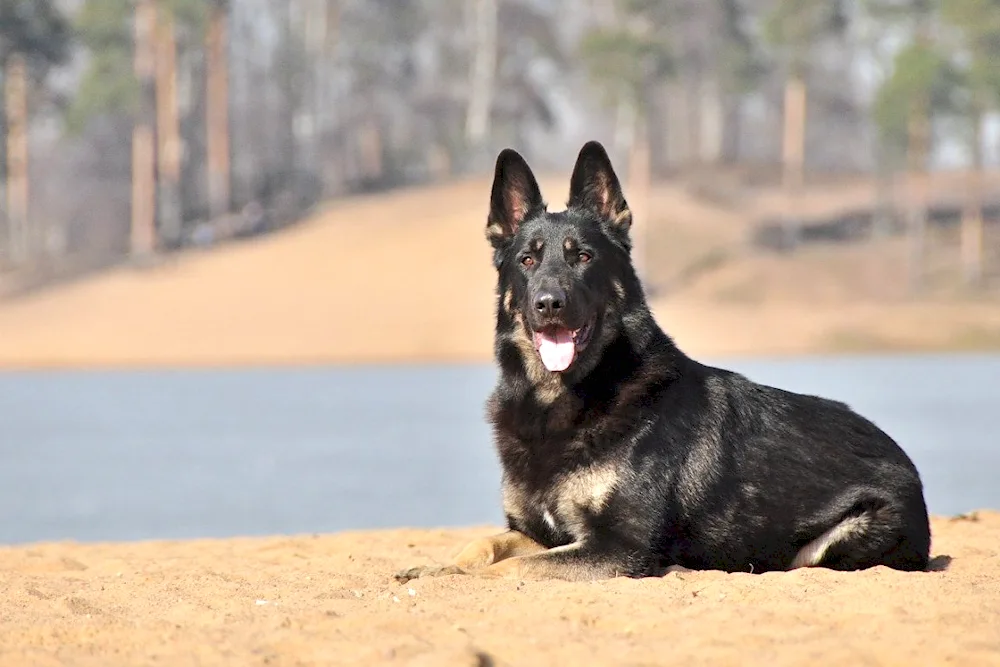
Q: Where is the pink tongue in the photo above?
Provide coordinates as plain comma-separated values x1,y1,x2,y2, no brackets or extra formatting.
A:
537,330,575,372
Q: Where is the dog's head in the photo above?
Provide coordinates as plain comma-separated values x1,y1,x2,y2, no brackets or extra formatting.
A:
487,141,641,382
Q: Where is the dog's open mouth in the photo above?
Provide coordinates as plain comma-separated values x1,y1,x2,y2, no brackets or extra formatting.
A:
532,319,594,372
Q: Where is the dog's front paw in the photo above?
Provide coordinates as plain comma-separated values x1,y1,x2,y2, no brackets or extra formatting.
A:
393,564,465,584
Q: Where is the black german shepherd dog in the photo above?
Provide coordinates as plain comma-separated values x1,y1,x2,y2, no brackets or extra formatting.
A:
396,141,931,583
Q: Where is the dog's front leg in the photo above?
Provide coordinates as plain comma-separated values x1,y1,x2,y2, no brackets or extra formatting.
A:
474,541,647,582
394,530,546,583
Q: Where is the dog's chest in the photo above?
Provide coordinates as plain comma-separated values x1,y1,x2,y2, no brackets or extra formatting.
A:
503,462,622,544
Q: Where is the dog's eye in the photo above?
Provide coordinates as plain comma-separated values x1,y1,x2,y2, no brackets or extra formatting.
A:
578,252,592,263
521,256,535,268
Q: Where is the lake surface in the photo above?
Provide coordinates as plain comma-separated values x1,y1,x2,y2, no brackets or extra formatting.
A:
1,354,998,546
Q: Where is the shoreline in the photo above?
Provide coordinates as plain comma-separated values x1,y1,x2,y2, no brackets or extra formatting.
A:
0,311,998,372
0,340,996,373
0,509,990,550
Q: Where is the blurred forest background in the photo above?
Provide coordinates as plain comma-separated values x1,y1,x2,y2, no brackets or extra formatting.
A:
1,0,1000,304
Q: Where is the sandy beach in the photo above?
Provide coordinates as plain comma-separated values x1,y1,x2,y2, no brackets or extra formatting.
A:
0,512,997,666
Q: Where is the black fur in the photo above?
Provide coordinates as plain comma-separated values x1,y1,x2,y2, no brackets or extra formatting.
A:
484,141,932,576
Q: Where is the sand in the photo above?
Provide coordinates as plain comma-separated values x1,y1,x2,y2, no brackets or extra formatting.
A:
1,512,998,666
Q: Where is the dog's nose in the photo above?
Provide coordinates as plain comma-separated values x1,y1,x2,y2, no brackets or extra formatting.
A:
534,288,566,316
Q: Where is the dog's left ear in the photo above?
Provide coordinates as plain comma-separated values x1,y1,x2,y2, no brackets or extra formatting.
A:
487,148,545,249
567,141,632,242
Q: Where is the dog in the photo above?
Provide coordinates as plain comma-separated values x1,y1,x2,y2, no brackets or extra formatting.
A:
395,141,931,583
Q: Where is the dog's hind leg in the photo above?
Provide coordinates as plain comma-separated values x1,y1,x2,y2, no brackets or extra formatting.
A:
394,530,546,583
789,499,930,572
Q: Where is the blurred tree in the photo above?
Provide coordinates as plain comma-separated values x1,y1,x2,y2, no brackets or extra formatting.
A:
466,0,497,152
579,0,672,286
594,0,701,168
764,0,849,195
72,0,206,253
69,0,203,132
940,0,1000,286
717,0,767,165
339,0,426,187
205,0,230,218
0,0,72,266
867,0,949,292
132,0,156,257
491,1,564,161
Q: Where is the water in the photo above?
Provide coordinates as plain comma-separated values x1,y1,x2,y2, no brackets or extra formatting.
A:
1,355,998,546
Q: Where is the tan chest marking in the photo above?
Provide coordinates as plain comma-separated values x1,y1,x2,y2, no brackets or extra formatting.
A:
503,461,622,541
552,462,624,540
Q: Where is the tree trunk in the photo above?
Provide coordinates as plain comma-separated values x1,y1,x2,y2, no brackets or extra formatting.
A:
961,99,984,288
684,72,704,168
627,112,651,292
318,0,342,193
781,71,807,249
782,72,806,194
613,96,634,162
905,95,929,295
872,144,895,240
132,0,158,258
5,53,29,267
206,1,232,218
904,17,935,295
720,93,742,166
700,78,724,166
465,0,497,151
358,117,383,184
155,9,182,247
663,80,686,168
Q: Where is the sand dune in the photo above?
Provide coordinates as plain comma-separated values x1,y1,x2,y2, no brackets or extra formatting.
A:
0,176,520,368
1,174,999,369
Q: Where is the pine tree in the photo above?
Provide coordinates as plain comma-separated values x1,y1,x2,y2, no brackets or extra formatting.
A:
867,0,953,292
578,0,672,287
205,0,230,219
0,0,72,267
764,0,849,196
940,0,1000,287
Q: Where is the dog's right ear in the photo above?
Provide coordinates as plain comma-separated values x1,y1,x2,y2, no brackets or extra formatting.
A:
567,141,631,243
486,148,545,248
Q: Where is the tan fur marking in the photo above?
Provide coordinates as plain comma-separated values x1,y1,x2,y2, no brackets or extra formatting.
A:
486,222,505,241
502,288,514,314
553,462,622,541
477,542,623,581
556,463,619,514
396,465,626,584
394,530,548,583
452,530,547,570
612,279,626,300
789,514,870,569
501,478,530,523
611,207,632,228
397,539,619,583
